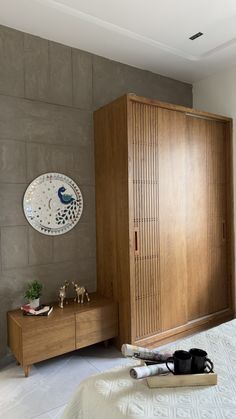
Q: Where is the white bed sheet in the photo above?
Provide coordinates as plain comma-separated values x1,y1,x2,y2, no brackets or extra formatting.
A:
62,319,236,419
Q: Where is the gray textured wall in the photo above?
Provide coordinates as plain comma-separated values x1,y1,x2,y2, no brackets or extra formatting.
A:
0,24,192,359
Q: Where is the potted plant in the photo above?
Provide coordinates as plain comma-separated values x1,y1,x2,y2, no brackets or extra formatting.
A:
24,280,43,309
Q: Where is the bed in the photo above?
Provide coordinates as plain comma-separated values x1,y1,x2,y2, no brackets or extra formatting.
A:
62,319,236,419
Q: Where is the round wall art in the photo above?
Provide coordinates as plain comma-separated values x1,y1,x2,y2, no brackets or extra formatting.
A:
23,173,83,235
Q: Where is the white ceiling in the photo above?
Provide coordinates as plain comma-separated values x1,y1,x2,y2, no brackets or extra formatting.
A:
1,0,236,83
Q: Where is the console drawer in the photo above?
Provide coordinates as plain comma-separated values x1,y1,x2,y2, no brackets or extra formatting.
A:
76,303,118,349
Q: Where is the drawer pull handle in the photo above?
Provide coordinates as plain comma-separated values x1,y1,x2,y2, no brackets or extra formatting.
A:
134,229,139,255
222,220,226,241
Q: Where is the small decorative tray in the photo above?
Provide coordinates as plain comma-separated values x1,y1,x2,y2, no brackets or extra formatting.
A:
147,372,217,388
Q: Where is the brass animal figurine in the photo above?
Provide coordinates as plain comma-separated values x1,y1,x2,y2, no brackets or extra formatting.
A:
58,280,69,308
72,282,90,304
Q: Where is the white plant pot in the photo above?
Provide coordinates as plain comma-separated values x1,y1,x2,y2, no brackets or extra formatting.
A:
29,298,40,309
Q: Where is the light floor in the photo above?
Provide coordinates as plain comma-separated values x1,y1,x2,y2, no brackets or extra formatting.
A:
0,343,132,419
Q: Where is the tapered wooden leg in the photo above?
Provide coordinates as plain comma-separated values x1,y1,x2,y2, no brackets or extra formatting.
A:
24,365,30,377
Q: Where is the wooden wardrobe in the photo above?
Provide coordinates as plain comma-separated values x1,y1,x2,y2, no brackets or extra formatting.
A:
94,94,234,348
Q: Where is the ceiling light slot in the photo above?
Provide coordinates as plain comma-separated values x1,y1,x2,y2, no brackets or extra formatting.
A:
189,32,203,41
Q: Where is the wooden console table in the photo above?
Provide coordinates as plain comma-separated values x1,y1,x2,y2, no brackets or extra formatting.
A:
7,293,118,377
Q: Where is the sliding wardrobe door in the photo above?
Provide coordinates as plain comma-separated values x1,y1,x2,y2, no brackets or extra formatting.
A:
130,102,160,341
207,120,228,313
186,116,228,320
186,116,210,320
158,108,188,331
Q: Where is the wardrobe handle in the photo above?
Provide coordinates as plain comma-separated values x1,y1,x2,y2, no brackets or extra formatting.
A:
134,228,139,255
222,220,226,241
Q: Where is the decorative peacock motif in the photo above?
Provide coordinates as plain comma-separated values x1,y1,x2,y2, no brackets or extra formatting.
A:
58,186,75,204
55,198,82,226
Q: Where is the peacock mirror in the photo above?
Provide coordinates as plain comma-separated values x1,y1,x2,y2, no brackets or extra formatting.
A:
23,173,83,235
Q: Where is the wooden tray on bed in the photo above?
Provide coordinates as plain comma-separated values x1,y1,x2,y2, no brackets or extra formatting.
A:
147,372,217,388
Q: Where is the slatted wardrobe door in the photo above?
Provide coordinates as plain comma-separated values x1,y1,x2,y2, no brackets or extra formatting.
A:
131,102,160,340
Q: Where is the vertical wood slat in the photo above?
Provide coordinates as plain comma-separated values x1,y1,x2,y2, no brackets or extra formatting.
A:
131,102,160,340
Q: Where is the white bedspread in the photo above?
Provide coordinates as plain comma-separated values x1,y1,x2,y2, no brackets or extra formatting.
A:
62,319,236,419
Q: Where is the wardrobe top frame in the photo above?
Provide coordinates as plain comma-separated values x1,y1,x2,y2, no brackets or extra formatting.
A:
95,93,232,124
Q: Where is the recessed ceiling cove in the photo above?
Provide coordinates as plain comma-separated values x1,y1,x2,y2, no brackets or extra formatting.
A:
1,0,236,82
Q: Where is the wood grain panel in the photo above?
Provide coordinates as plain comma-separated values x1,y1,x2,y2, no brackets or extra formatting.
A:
7,313,22,364
158,108,188,331
94,97,131,345
128,93,232,122
207,120,228,313
76,304,118,349
207,120,226,184
186,116,210,320
131,102,160,340
187,117,229,319
22,317,75,365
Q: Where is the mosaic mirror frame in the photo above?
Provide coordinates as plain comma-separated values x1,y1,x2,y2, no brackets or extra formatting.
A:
23,173,83,235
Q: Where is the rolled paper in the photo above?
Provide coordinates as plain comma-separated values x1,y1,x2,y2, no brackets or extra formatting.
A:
121,344,172,362
130,364,169,379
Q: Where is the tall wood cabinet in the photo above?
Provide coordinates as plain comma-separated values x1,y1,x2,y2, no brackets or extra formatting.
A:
94,94,234,348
